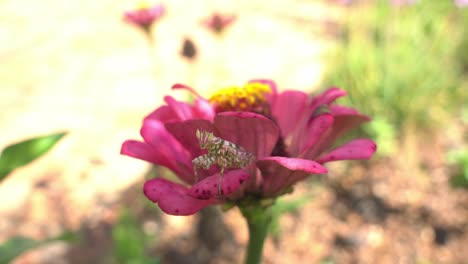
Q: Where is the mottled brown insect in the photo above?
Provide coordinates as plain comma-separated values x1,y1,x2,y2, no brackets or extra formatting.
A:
192,130,254,196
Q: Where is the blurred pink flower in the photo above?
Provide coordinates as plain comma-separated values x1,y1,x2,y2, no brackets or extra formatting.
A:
124,2,165,31
121,81,376,215
455,0,468,7
328,0,354,5
201,13,236,34
390,0,417,6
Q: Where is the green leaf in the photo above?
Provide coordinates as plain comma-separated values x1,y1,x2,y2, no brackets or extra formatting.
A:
0,132,66,181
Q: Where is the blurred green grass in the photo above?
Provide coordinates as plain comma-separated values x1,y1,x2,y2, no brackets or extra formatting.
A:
110,208,159,264
322,1,468,156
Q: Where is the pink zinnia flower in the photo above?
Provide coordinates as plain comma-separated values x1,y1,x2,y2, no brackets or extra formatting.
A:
121,80,376,215
455,0,468,7
124,2,165,32
201,13,236,34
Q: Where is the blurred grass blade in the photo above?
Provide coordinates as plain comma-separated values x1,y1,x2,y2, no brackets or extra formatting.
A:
112,208,159,263
269,196,312,239
0,236,39,264
0,132,66,181
0,231,77,264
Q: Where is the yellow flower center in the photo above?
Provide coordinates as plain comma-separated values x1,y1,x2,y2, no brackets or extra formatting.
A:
136,0,151,10
209,82,271,115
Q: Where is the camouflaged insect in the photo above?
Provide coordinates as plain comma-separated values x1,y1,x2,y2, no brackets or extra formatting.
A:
192,129,255,197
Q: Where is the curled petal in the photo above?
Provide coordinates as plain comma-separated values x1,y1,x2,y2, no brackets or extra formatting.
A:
257,157,327,196
316,139,377,164
146,94,214,123
187,169,250,199
193,98,215,121
214,111,280,159
271,91,308,138
164,96,194,121
144,178,217,216
171,83,202,98
309,87,347,111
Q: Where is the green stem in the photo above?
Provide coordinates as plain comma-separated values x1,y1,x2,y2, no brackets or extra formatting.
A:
240,203,273,264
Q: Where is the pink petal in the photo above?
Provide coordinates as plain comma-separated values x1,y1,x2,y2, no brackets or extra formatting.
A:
297,114,334,155
149,4,165,17
259,157,328,173
316,139,377,164
143,178,217,216
202,14,236,31
271,91,308,138
124,4,164,26
286,88,347,155
187,169,250,199
146,95,214,123
257,157,327,196
309,87,347,111
221,15,236,26
121,140,159,163
134,4,164,19
165,120,227,181
329,105,360,115
144,105,178,123
301,111,371,159
164,96,194,121
214,111,280,159
164,119,218,158
139,119,194,182
140,119,190,159
120,140,193,183
171,83,202,98
193,98,215,121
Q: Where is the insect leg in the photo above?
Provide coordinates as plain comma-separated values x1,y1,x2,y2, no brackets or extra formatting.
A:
192,154,214,183
218,166,224,197
194,168,199,183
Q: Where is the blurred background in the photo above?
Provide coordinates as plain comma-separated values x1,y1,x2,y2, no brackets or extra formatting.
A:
0,0,467,263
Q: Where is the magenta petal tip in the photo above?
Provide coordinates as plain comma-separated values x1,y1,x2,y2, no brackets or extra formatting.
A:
187,169,249,199
317,139,377,164
143,178,217,216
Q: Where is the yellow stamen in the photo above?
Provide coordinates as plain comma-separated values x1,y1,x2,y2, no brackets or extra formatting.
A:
209,82,271,114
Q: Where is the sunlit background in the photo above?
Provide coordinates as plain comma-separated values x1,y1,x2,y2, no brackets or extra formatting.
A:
1,0,467,263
